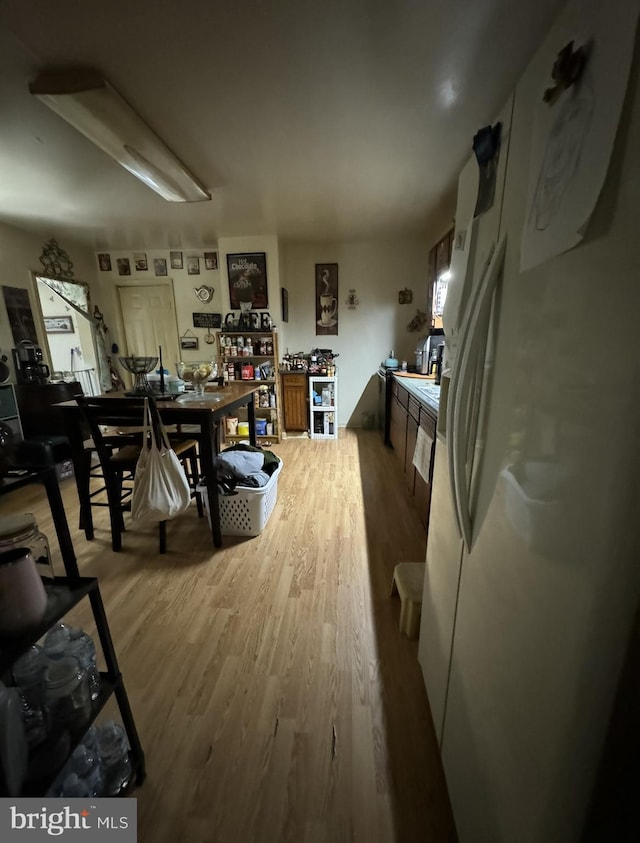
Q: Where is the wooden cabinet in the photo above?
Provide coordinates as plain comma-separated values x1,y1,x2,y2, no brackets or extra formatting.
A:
281,372,308,432
390,378,437,533
217,330,282,445
389,381,408,469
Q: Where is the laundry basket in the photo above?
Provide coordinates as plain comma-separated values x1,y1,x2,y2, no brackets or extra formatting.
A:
197,459,282,537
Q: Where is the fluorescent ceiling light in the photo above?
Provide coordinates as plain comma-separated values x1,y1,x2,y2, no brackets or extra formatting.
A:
29,69,211,203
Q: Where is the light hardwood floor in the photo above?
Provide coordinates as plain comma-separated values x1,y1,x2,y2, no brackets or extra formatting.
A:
4,430,457,843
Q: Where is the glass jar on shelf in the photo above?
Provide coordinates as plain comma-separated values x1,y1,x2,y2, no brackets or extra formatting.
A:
0,513,54,581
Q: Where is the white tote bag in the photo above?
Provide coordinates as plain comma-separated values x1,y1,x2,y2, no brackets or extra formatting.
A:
131,398,192,524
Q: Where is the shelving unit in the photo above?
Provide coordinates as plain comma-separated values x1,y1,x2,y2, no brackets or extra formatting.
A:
309,375,338,440
0,382,23,441
0,465,145,797
217,330,282,445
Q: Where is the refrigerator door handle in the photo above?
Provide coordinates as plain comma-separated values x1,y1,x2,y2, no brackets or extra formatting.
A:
452,235,507,551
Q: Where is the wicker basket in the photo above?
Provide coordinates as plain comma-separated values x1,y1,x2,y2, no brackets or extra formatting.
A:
197,459,282,537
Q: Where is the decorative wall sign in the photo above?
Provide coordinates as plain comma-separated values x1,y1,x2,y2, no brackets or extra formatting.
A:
117,258,131,276
281,288,289,323
44,315,74,333
2,285,38,344
39,238,74,279
98,253,112,271
154,258,167,277
170,251,183,269
315,263,338,336
192,312,221,328
187,256,200,275
180,330,199,350
227,252,268,309
193,285,214,303
134,252,148,272
204,251,218,270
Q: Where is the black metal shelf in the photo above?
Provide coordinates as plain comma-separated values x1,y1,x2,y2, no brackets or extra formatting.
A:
0,465,145,797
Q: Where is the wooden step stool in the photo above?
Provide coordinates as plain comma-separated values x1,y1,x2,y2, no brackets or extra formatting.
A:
390,563,425,639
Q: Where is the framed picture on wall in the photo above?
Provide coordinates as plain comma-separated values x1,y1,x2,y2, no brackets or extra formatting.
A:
170,251,183,269
154,258,168,277
281,288,289,323
44,315,74,333
204,251,218,270
315,263,338,335
226,252,269,309
117,258,131,276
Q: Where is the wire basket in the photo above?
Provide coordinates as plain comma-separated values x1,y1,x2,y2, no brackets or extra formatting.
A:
118,356,158,395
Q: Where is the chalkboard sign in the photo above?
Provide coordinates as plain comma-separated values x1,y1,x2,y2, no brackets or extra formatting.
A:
192,312,222,328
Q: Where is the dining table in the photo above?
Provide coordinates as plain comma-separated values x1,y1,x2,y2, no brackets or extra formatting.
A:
55,382,260,548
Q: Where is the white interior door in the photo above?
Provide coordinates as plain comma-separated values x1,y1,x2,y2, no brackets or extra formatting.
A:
117,284,180,374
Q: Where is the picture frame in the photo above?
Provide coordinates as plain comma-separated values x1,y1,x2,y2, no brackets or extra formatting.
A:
170,251,183,269
154,258,168,277
44,315,74,334
98,253,112,271
180,336,199,350
226,252,268,309
187,256,200,275
315,263,339,335
281,288,289,323
204,251,218,270
117,258,131,276
134,252,148,272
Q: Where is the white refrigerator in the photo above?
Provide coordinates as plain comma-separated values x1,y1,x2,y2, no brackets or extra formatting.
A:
418,0,640,840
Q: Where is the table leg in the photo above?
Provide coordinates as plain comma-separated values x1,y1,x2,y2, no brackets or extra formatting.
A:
200,416,222,547
248,397,257,446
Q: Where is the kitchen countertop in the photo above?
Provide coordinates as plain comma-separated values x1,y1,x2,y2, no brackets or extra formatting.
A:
393,372,441,414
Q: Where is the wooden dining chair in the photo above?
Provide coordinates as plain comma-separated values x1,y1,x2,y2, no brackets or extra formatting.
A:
76,395,203,553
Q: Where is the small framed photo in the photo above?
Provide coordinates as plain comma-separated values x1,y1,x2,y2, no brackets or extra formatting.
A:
134,252,148,272
204,251,218,270
154,258,168,277
187,256,200,275
44,315,74,334
98,253,112,271
170,251,183,269
180,336,199,350
227,252,268,309
117,258,131,276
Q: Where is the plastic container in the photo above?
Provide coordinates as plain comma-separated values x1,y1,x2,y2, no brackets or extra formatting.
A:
70,742,103,796
237,421,250,437
0,547,48,635
197,459,282,537
0,513,54,581
43,657,91,732
12,645,49,748
255,419,267,436
98,721,132,796
66,630,101,701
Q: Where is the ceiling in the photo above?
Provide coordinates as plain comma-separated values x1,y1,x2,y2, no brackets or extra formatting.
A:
0,0,565,251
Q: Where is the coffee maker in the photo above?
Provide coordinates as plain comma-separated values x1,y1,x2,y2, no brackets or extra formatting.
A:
415,329,444,375
12,341,50,384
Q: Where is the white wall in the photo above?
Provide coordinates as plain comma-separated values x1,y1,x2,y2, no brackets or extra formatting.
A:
281,238,429,426
0,221,98,380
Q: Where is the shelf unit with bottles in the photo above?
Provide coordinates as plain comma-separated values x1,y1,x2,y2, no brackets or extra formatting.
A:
309,375,338,440
0,466,145,797
216,330,282,445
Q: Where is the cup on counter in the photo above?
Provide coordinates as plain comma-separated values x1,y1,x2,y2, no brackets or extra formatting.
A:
225,417,238,435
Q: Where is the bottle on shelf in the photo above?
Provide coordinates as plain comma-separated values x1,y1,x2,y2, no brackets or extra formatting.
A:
43,657,92,733
12,645,50,749
99,721,132,796
44,623,101,701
